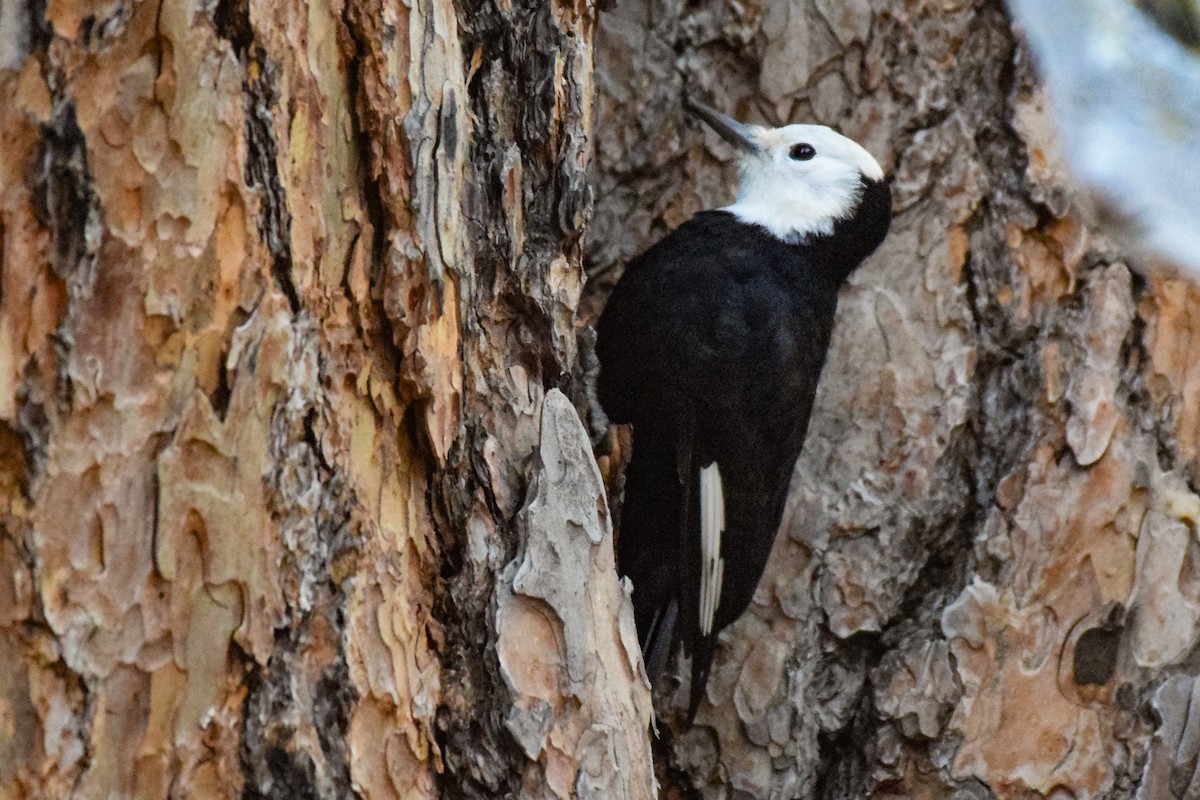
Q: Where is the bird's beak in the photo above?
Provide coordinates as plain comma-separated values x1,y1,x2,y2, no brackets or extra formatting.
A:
684,97,761,154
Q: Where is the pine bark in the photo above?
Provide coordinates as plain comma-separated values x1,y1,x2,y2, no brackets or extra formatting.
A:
0,0,1196,799
0,0,649,797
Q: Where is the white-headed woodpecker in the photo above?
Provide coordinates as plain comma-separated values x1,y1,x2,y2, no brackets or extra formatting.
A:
596,99,892,720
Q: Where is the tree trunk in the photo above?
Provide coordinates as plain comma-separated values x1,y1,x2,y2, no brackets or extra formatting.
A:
0,0,650,797
0,0,1195,799
587,0,1200,798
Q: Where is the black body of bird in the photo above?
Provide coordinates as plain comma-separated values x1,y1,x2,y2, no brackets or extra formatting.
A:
595,99,892,720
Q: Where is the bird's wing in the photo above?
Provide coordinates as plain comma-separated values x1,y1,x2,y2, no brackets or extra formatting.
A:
679,394,824,718
666,248,833,720
597,212,837,718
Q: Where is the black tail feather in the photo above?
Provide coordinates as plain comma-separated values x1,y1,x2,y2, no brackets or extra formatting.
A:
617,431,682,695
642,596,678,688
619,424,725,722
687,632,716,722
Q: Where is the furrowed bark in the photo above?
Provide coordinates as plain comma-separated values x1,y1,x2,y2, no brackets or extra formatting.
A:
0,0,639,797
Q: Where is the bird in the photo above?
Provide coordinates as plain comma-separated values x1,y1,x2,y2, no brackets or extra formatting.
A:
595,97,892,720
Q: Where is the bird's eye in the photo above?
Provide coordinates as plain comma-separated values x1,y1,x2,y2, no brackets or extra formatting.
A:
789,143,816,161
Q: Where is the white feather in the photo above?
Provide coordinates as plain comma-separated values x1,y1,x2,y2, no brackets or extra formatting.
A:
724,124,884,243
699,462,726,637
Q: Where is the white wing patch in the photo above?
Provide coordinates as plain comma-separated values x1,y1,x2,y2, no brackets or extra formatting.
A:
699,462,726,637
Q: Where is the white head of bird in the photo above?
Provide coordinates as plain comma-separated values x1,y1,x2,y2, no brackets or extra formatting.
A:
686,98,885,244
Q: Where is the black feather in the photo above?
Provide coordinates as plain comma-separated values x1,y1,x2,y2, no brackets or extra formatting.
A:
598,177,891,721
